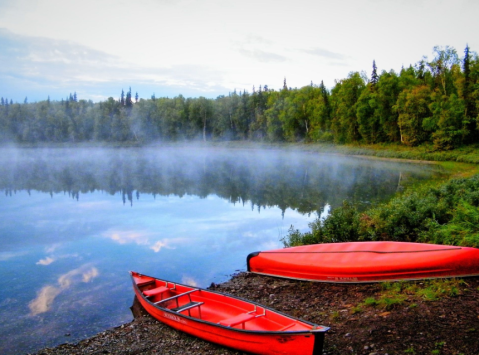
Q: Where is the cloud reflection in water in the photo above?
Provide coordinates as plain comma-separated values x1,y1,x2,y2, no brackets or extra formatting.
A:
36,256,55,265
103,229,175,253
28,265,99,316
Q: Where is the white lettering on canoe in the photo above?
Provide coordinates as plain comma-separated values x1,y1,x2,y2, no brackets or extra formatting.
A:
162,312,187,324
327,277,359,281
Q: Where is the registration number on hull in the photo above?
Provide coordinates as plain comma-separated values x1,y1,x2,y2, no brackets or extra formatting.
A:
163,311,187,325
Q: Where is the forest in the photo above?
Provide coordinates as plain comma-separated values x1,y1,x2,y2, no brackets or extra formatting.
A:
1,45,478,150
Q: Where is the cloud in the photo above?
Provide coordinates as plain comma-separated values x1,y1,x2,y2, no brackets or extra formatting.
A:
0,28,120,82
29,265,99,315
0,28,231,102
301,47,348,60
238,48,287,63
242,34,273,46
36,256,55,265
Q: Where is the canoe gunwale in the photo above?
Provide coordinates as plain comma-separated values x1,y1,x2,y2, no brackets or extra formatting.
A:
130,271,329,335
259,248,464,254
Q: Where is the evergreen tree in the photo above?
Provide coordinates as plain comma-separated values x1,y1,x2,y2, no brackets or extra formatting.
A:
462,44,476,139
371,60,379,86
121,89,125,106
126,87,133,108
135,92,139,103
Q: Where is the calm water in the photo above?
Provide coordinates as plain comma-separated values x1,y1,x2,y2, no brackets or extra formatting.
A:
0,146,442,354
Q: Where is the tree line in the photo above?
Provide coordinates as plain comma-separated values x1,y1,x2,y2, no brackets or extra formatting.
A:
1,45,478,150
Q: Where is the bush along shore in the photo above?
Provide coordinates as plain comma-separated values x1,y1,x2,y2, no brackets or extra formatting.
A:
284,171,479,249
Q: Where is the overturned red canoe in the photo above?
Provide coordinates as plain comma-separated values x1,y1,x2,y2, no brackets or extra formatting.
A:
247,241,479,283
130,271,329,355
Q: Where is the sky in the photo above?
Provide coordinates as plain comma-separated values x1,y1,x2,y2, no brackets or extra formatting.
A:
0,0,478,103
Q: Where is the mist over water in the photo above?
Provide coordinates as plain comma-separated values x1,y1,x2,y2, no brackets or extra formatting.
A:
0,146,442,354
0,146,438,210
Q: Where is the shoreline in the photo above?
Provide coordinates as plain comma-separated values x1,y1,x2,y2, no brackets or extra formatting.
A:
32,272,479,355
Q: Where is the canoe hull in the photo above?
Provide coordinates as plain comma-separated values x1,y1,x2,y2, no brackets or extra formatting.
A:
247,241,479,283
131,272,328,355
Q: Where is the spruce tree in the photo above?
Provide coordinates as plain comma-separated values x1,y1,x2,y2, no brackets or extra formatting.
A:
463,44,477,141
126,87,132,107
463,45,472,115
371,60,379,86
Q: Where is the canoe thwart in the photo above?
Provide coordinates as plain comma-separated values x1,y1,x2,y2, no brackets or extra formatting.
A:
154,289,198,305
171,301,204,313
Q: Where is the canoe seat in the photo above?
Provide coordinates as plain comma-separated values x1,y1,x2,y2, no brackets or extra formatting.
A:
219,313,256,328
143,286,169,297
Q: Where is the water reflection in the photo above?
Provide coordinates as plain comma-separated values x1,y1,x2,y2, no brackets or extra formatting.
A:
0,147,443,355
29,266,99,316
0,147,439,213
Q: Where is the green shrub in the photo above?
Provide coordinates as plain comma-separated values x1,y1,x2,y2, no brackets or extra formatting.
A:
283,201,360,246
283,174,479,248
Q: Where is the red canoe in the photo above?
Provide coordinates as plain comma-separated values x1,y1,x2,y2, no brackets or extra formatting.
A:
247,241,479,283
130,271,329,355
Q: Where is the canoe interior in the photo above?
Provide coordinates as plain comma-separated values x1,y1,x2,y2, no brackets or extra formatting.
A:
132,272,320,333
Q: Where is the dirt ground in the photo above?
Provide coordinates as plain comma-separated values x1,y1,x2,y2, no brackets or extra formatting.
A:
32,273,479,355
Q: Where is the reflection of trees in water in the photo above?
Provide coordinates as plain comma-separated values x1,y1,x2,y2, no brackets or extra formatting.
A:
0,148,437,214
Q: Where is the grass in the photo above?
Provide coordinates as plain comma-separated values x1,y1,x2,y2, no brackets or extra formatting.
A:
329,310,341,322
354,279,465,313
301,142,479,165
404,346,416,354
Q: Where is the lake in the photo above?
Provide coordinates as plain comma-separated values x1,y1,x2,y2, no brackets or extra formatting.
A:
0,146,443,354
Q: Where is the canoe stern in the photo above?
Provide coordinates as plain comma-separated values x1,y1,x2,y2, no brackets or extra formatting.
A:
246,251,261,272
